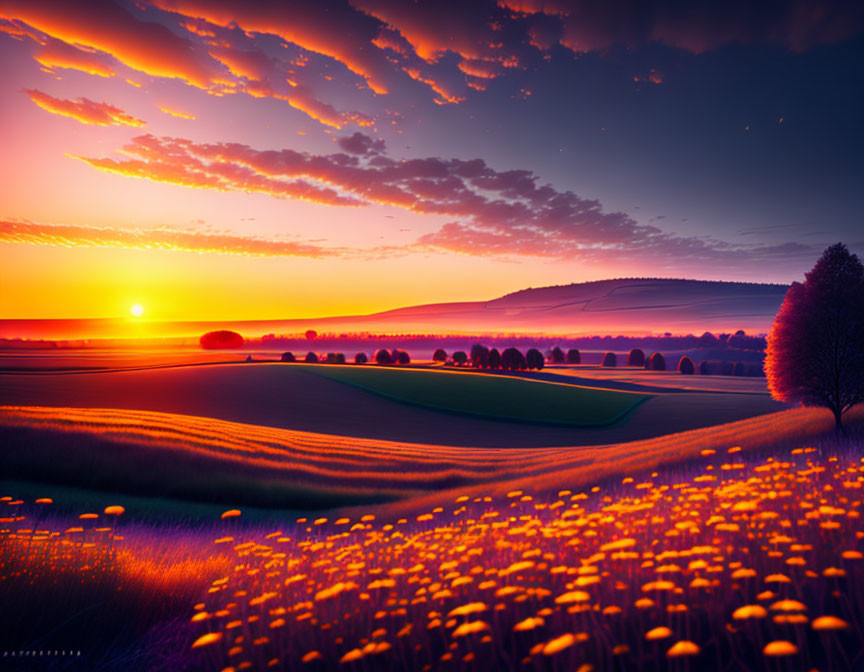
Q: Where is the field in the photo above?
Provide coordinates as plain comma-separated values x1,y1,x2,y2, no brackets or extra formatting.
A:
1,353,859,672
293,364,650,425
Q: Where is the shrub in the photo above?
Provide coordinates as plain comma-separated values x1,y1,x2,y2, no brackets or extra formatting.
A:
325,353,338,364
280,352,295,363
566,348,581,364
452,351,468,366
765,243,864,429
374,349,393,365
526,348,545,370
733,361,748,376
626,348,645,367
721,361,734,376
354,352,368,364
678,356,695,374
550,347,565,364
488,348,501,369
647,352,666,371
304,352,319,363
335,353,346,364
601,352,617,367
396,350,411,365
432,349,447,362
200,330,244,350
697,360,711,375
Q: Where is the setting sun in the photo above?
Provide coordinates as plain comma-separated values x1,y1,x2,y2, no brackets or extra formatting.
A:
130,304,144,317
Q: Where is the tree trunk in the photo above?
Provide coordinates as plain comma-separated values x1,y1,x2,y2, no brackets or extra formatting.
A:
833,407,844,432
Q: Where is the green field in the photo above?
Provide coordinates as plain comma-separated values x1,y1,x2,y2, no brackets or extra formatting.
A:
295,364,651,426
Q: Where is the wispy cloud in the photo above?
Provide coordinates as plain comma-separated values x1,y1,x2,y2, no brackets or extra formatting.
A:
0,219,346,258
70,132,822,269
23,88,145,126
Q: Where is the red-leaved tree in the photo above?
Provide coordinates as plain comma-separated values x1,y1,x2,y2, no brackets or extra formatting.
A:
765,243,864,429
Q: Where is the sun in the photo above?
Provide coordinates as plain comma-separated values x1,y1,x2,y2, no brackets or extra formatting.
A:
130,304,144,317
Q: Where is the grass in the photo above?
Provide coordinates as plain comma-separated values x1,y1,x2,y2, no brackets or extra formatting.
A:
1,405,860,512
293,364,650,426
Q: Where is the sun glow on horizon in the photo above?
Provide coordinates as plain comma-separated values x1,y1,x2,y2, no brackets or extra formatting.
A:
130,304,144,318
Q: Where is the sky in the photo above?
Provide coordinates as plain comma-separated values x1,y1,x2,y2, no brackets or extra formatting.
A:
1,0,863,322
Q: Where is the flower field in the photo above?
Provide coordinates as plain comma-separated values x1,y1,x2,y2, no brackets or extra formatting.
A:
5,439,864,670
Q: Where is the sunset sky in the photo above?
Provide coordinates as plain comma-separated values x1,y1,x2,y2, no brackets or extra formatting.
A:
1,0,863,322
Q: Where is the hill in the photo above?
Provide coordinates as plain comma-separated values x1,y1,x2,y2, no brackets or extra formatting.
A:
0,278,789,340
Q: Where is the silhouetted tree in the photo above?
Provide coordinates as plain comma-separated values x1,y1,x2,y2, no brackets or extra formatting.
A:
501,347,527,370
280,351,296,363
470,343,490,368
601,352,617,367
698,360,711,375
396,350,411,365
626,348,645,367
305,329,318,341
305,352,319,363
697,332,718,348
647,352,666,371
432,348,447,362
566,348,581,364
733,360,748,376
335,353,346,364
325,352,338,364
374,349,393,365
764,246,864,430
200,330,244,350
488,348,502,369
551,347,565,364
526,348,545,370
678,356,695,374
354,352,368,364
452,351,468,366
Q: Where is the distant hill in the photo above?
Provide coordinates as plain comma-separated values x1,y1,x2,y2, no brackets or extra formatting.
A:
0,278,789,340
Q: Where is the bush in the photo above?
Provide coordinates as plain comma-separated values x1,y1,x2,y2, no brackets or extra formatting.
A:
721,361,734,376
452,351,468,366
335,353,346,365
304,352,319,363
325,353,338,364
396,350,411,365
566,348,581,364
647,352,666,371
280,352,295,363
501,347,527,371
601,352,617,367
626,348,645,367
733,361,748,376
526,348,545,370
374,349,393,365
678,356,695,374
354,352,368,364
550,347,565,364
697,360,711,375
432,349,447,362
488,348,501,369
200,330,244,350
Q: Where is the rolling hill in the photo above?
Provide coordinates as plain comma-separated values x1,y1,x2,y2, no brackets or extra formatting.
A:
0,278,789,340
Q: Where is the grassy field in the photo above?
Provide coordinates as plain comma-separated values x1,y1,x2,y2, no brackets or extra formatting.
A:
294,364,650,425
2,404,858,512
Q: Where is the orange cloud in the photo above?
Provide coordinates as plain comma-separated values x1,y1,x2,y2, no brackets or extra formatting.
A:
0,0,223,88
33,39,115,77
0,219,344,258
24,89,146,127
158,105,196,120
